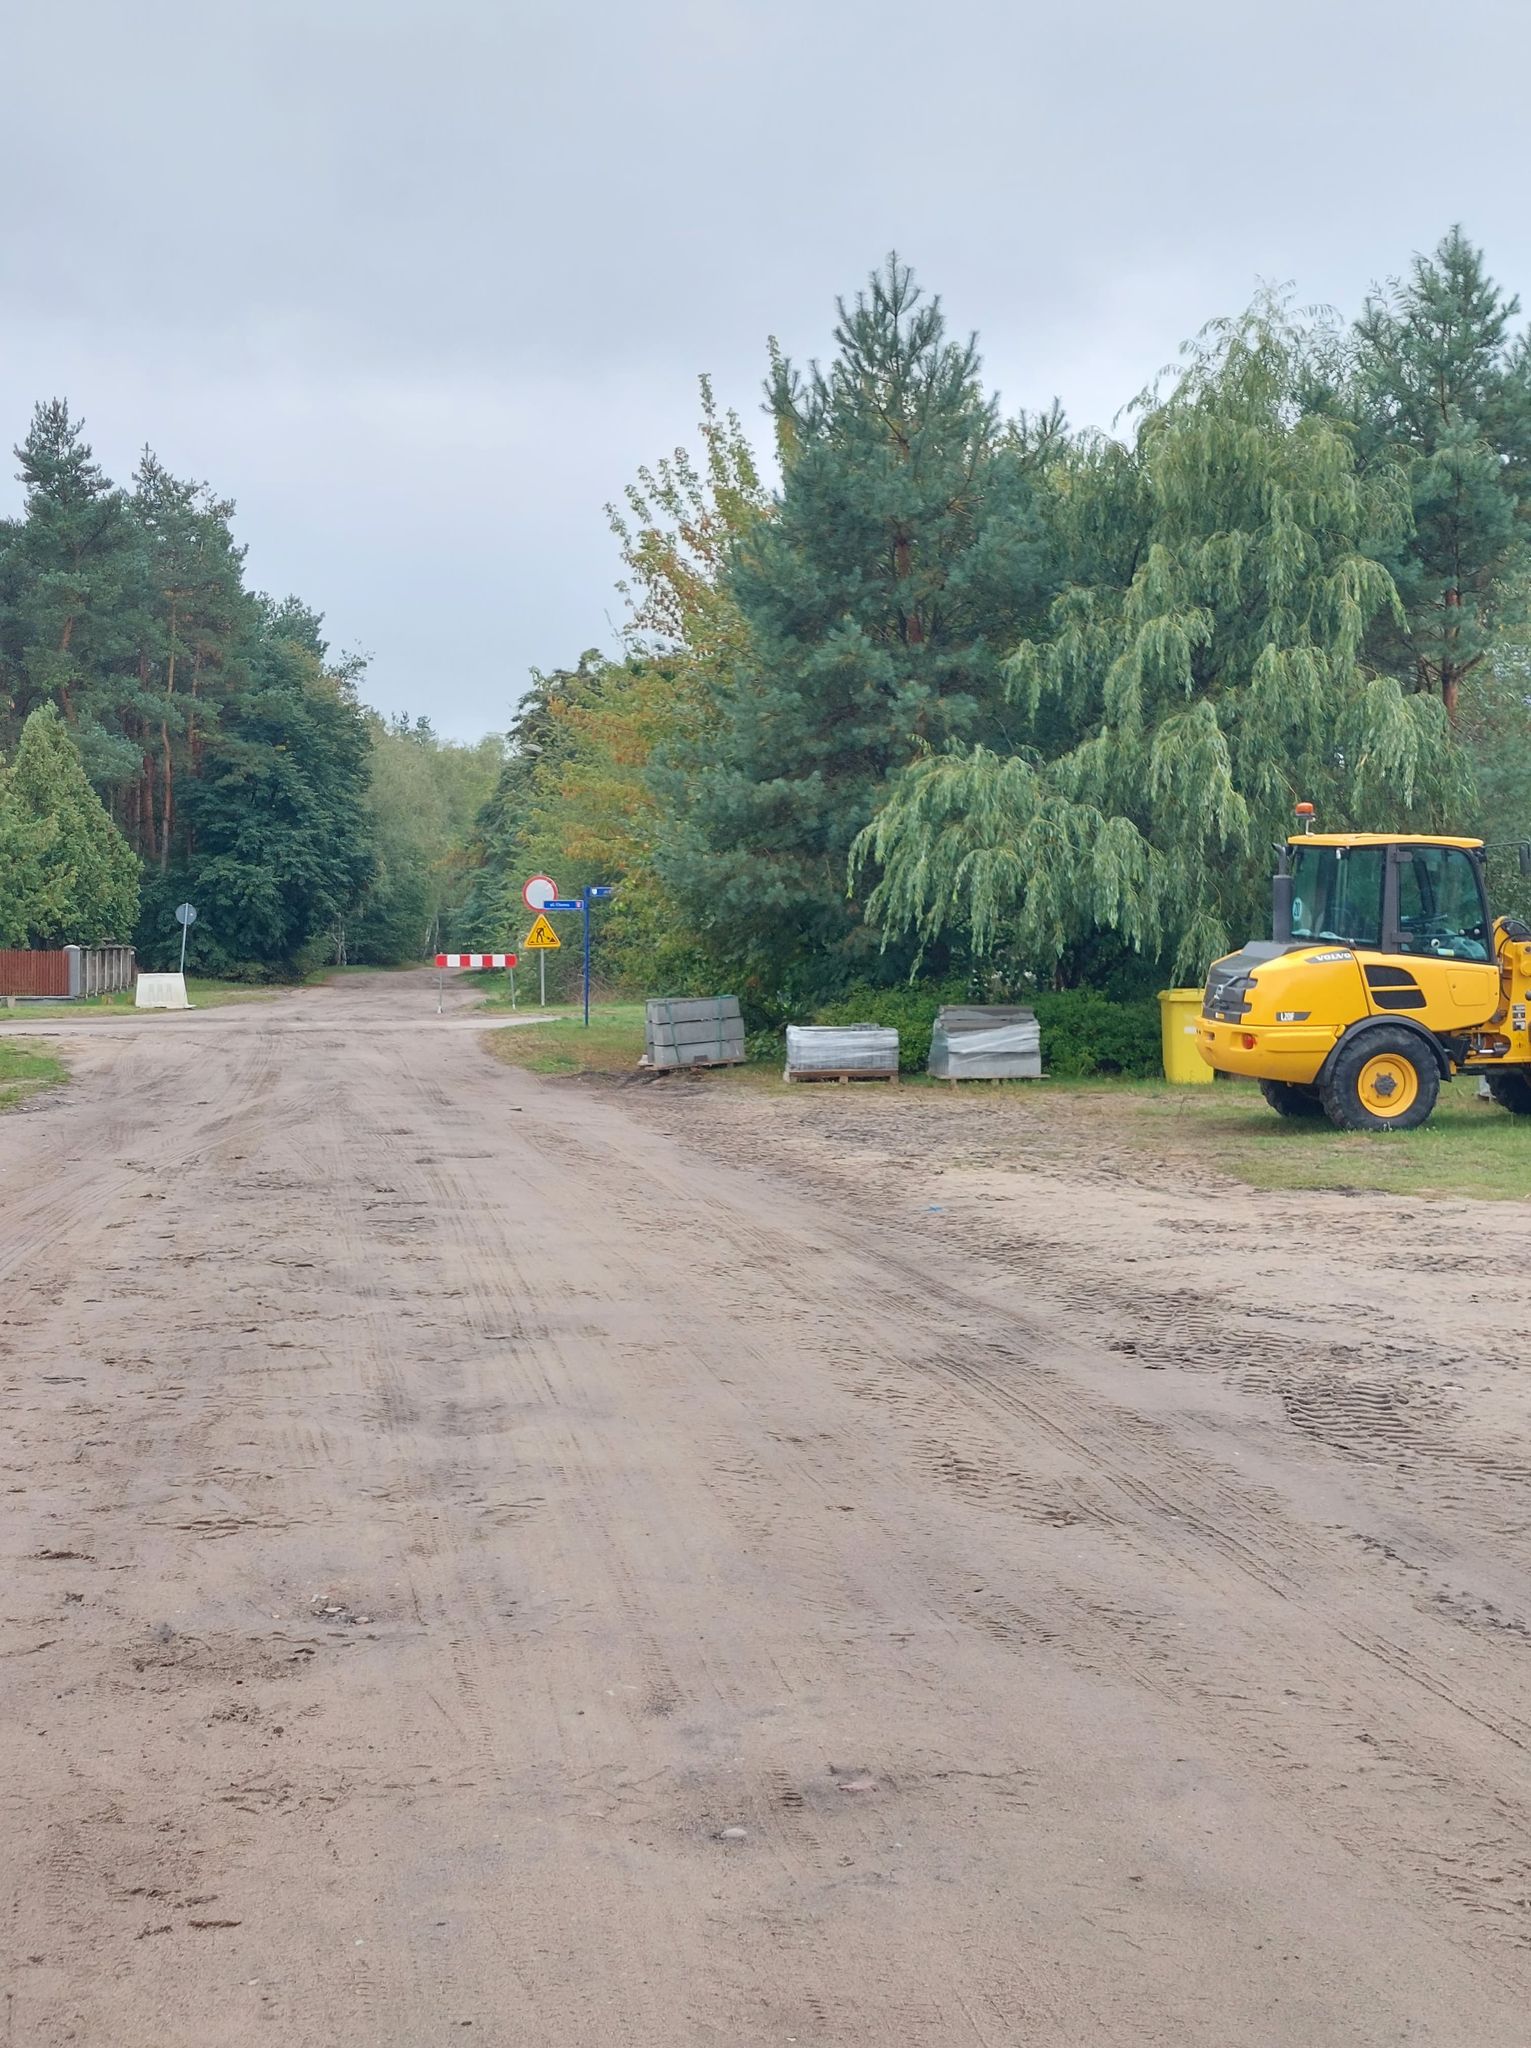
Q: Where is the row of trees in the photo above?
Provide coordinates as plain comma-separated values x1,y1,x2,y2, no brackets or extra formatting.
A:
462,229,1531,1012
0,410,501,974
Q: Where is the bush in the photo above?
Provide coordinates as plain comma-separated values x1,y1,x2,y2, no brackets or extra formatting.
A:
1029,989,1161,1078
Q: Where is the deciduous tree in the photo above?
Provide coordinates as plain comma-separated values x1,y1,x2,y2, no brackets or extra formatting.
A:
860,299,1470,981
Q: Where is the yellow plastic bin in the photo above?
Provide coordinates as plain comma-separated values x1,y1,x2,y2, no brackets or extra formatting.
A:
1158,987,1212,1084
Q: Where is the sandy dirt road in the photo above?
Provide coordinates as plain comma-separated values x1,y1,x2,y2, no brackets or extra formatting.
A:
2,972,1529,2046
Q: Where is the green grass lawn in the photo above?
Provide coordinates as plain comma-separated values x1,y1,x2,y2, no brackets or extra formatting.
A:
0,1040,66,1112
482,1003,646,1077
1109,1075,1530,1201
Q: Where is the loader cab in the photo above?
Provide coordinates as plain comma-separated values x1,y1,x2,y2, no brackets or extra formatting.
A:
1287,837,1493,964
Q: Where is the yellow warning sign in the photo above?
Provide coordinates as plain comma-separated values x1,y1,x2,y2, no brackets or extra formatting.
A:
522,913,561,950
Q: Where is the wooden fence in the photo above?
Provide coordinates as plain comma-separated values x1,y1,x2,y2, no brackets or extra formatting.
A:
0,946,136,999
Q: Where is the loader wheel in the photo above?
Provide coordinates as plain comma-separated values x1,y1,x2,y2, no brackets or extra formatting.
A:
1258,1080,1325,1119
1320,1029,1438,1132
1485,1069,1531,1116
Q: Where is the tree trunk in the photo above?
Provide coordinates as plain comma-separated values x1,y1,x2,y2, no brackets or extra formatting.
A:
138,749,155,856
893,535,924,645
159,602,178,870
1442,587,1462,721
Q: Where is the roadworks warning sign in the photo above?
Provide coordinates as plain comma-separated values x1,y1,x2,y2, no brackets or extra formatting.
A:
522,914,561,950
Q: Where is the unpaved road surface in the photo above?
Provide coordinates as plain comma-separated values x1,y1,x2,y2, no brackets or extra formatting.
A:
3,973,1529,2046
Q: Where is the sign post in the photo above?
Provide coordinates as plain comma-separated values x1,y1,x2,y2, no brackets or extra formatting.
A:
522,879,559,1007
521,912,562,1011
583,886,613,1029
175,901,197,976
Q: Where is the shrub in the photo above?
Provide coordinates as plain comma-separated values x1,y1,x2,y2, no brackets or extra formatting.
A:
1029,989,1162,1078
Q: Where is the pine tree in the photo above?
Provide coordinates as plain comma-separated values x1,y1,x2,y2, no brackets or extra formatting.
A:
1353,228,1531,716
0,402,140,782
859,298,1470,982
4,704,139,943
129,451,254,869
665,259,1056,1004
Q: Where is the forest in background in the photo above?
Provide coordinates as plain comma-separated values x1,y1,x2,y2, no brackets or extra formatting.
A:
0,410,501,974
4,226,1531,1052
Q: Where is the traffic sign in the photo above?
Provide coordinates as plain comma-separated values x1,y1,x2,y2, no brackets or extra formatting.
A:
545,898,581,912
588,885,613,900
522,914,561,950
522,875,557,912
174,900,198,976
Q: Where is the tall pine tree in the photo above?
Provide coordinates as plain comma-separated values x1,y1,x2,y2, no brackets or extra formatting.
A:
664,259,1056,1005
0,402,139,781
1353,228,1531,717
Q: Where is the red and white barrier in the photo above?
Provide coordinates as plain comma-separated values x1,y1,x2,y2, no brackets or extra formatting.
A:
435,953,518,969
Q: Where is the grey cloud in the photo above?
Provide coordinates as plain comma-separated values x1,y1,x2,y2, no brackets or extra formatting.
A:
3,0,1529,735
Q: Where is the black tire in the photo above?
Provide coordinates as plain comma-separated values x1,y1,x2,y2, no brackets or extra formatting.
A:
1259,1079,1325,1119
1319,1027,1439,1132
1485,1068,1531,1116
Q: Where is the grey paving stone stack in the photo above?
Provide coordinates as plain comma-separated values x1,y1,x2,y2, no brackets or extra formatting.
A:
784,1023,900,1077
645,996,746,1069
928,1005,1041,1080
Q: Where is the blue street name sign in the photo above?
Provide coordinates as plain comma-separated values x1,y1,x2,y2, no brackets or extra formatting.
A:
545,899,581,912
588,885,614,900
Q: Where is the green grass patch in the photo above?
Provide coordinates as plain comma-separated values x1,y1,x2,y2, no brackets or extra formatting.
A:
0,1040,66,1112
1108,1076,1530,1201
185,978,291,1008
482,1003,647,1077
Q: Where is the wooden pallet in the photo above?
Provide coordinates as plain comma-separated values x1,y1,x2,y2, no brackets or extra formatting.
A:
785,1067,899,1084
644,1055,747,1072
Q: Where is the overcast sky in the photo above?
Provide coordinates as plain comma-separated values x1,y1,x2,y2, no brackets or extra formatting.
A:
4,0,1529,738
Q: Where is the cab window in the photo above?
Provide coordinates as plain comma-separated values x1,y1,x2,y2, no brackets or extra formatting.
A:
1290,845,1384,948
1395,846,1490,962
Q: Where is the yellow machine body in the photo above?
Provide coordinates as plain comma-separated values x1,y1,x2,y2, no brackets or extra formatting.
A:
1197,834,1531,1127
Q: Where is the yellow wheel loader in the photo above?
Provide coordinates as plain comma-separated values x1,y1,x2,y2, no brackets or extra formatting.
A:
1197,820,1531,1131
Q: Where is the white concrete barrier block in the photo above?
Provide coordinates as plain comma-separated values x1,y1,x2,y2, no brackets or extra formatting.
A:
135,972,191,1010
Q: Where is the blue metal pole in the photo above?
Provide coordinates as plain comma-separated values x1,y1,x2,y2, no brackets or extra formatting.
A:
582,894,591,1028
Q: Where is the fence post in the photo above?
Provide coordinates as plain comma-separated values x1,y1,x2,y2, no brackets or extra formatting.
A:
65,946,82,999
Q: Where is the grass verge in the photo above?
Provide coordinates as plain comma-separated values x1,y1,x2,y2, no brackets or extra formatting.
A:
1104,1075,1528,1201
482,1003,646,1077
0,1040,66,1112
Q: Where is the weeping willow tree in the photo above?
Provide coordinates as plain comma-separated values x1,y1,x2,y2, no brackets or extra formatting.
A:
856,299,1472,982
